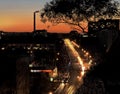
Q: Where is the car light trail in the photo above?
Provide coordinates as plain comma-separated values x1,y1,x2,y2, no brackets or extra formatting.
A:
64,39,85,79
71,41,80,48
54,82,65,94
30,69,52,73
55,38,93,94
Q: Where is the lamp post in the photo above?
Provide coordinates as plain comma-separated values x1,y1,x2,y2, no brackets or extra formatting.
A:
33,10,39,32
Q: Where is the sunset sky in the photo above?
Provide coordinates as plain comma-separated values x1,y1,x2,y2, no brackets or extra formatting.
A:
0,0,71,33
0,0,119,33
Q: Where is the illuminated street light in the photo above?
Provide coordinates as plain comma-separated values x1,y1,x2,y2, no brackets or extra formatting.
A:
33,10,39,31
1,47,5,50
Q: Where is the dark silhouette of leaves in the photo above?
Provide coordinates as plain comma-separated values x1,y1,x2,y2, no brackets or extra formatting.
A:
40,0,120,32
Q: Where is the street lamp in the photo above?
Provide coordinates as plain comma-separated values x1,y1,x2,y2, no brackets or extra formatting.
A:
33,10,39,31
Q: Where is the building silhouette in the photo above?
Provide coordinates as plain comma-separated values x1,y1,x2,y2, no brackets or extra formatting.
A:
88,19,120,52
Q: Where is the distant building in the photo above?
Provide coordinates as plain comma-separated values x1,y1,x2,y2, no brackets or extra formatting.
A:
88,19,119,35
88,19,120,52
33,29,47,37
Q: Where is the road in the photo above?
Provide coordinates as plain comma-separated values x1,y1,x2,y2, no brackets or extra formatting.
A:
54,38,92,94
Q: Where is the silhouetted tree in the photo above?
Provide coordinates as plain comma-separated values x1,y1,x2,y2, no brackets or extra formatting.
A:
40,0,120,32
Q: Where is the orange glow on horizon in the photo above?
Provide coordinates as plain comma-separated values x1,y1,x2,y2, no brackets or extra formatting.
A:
0,15,72,33
44,24,72,33
0,13,87,33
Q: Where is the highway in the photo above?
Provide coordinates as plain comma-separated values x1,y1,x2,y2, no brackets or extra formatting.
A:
54,38,92,94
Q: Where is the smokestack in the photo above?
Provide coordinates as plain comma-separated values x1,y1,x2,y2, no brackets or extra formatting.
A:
33,11,39,32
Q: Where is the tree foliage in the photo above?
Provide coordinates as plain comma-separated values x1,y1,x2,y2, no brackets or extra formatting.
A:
40,0,120,32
